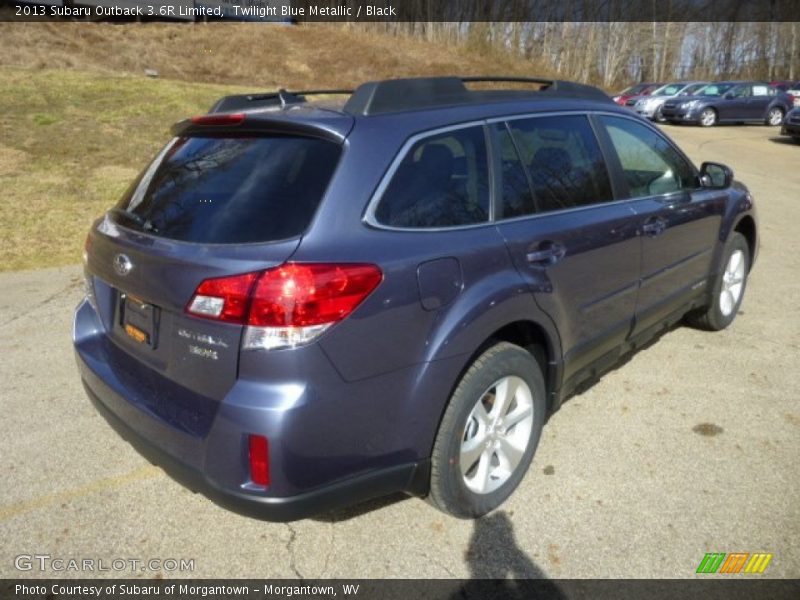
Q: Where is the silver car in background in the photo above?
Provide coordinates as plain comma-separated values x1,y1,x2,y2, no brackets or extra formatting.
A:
634,81,709,122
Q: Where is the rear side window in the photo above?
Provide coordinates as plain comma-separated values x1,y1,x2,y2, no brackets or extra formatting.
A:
598,116,696,197
507,115,612,214
115,135,341,244
374,126,490,228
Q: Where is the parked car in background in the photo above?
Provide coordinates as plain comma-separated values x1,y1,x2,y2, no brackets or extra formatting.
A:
661,81,794,127
781,107,800,142
74,76,758,520
613,82,663,106
632,81,709,122
786,82,800,106
769,80,797,92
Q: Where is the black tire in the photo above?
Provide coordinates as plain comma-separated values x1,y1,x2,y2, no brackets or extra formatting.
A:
699,107,718,127
428,342,546,518
686,232,750,331
654,107,667,123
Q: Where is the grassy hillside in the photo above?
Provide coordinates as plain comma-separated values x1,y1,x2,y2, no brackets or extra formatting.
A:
0,23,544,271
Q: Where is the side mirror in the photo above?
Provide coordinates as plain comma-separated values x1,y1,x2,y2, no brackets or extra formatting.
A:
699,162,733,189
723,92,734,100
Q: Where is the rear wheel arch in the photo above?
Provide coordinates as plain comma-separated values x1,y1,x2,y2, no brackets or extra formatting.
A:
440,319,560,425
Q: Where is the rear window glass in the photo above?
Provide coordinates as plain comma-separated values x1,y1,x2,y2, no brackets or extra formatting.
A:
115,135,341,243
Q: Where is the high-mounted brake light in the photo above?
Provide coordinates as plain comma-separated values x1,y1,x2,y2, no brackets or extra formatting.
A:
186,263,383,350
189,113,246,126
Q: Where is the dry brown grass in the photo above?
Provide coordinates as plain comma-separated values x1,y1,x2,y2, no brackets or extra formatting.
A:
0,22,548,88
0,23,546,271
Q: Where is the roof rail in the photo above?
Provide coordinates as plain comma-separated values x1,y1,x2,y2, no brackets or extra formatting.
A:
343,76,611,116
209,89,353,114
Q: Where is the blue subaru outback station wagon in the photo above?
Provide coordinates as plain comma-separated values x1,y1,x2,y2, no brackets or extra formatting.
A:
74,77,758,520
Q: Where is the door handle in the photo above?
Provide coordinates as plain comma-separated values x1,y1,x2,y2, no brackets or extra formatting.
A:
642,218,667,236
526,242,566,266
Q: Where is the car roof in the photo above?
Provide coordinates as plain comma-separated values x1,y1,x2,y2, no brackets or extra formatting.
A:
191,76,629,139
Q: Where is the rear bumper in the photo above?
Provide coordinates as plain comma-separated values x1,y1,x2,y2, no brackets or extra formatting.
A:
80,369,425,521
74,298,439,520
781,121,800,137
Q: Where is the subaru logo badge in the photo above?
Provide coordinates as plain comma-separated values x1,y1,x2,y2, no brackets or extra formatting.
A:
113,254,133,277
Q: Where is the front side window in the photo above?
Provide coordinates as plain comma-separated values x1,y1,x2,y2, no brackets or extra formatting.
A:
599,116,696,197
494,124,536,219
699,84,734,97
375,126,489,228
506,115,612,214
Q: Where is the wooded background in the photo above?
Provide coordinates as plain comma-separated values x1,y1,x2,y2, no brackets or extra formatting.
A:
363,22,800,88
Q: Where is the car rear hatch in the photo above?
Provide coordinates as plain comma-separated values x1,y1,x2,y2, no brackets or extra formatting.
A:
82,111,351,434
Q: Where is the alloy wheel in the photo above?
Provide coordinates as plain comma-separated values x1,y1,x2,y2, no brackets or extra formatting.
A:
700,109,716,126
768,108,784,126
719,249,745,317
460,376,534,495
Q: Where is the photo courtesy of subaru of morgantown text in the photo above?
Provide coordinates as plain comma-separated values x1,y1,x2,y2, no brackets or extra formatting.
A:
2,2,799,593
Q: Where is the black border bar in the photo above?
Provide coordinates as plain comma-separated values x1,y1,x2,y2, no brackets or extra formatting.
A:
3,0,800,22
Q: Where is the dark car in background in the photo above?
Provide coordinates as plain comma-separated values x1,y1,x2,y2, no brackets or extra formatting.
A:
781,107,800,142
74,76,758,521
661,81,794,126
613,82,663,106
632,81,709,122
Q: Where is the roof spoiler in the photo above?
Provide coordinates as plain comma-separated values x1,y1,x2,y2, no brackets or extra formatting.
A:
208,89,353,114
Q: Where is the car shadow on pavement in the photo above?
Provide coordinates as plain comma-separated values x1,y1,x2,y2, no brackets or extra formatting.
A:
312,491,410,522
457,511,566,598
768,136,799,146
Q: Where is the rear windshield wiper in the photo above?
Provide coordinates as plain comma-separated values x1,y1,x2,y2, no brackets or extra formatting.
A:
108,208,158,233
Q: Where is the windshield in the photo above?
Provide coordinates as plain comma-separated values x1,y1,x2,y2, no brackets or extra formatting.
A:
621,84,648,95
654,84,683,96
681,83,707,96
114,135,342,244
697,84,736,97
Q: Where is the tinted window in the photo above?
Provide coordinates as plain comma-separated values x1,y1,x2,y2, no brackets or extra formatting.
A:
655,84,683,96
494,124,535,219
116,136,341,243
730,85,750,98
507,115,612,213
599,116,696,197
699,84,734,97
376,126,489,228
682,83,707,95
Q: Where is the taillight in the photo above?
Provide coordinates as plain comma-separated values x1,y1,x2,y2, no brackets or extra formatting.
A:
186,263,383,350
190,113,245,126
187,271,258,323
248,434,269,486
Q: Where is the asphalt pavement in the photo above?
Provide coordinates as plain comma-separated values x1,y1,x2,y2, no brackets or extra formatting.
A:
1,125,798,579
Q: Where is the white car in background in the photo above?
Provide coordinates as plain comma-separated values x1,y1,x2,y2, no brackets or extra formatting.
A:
634,81,709,122
787,82,800,106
